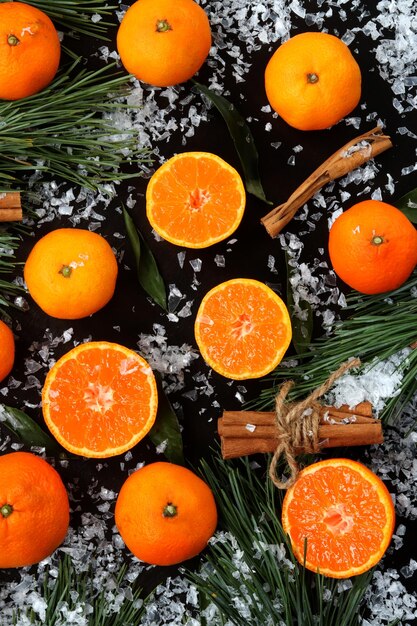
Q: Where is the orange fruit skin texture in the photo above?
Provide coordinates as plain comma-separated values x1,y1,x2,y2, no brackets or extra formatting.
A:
116,0,211,87
328,200,417,295
42,341,158,458
265,32,361,131
24,228,118,319
0,452,69,568
146,152,246,248
115,462,217,566
0,2,61,101
195,278,292,380
0,320,15,383
282,458,395,578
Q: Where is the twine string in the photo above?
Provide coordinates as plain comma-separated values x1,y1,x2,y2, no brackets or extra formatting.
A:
269,358,361,490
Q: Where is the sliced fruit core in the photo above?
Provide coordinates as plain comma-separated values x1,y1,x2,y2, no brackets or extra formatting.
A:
0,504,13,518
231,313,253,339
163,503,178,518
323,505,354,535
307,72,319,84
83,382,114,413
188,188,210,211
156,19,172,32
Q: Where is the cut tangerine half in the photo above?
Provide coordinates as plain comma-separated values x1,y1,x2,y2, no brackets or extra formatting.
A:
194,278,292,379
42,342,158,458
282,458,395,578
146,152,246,248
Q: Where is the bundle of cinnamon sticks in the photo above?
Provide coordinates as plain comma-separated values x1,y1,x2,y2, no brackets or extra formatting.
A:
0,192,22,222
218,401,382,460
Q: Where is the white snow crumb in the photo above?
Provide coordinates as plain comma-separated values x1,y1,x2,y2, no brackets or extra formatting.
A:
327,349,410,414
137,325,199,394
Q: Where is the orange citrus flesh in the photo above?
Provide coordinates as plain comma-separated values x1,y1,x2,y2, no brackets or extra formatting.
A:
282,458,395,578
146,152,246,248
195,278,292,379
42,342,158,458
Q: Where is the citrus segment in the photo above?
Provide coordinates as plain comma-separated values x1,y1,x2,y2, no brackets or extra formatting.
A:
146,152,246,248
42,342,158,458
0,452,69,568
329,200,417,294
282,458,395,578
195,278,292,379
115,462,217,566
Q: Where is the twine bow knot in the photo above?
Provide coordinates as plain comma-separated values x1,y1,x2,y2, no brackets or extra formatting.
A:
269,358,361,490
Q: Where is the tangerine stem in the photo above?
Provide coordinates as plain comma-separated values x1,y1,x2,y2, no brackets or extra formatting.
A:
7,35,20,46
0,504,13,518
163,503,177,518
59,265,72,278
371,235,384,246
156,19,172,32
307,73,319,84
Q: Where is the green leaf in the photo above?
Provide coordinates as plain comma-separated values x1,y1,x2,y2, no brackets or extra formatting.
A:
193,81,272,205
0,405,62,455
285,251,313,354
148,375,185,465
123,207,167,311
394,187,417,223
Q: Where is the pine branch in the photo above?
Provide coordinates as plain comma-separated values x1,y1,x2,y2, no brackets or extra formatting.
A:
13,553,146,625
0,0,117,40
255,272,417,423
0,59,152,193
190,456,373,626
0,230,24,315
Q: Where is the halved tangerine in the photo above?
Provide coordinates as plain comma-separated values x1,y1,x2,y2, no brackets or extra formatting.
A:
282,458,395,578
194,278,292,379
146,152,246,248
42,342,158,458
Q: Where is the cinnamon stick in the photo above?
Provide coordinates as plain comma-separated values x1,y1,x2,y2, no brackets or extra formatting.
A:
218,401,383,460
0,192,22,222
261,126,392,238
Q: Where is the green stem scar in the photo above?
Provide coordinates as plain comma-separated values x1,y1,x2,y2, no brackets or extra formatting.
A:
371,235,384,246
1,504,13,518
59,265,72,278
163,503,177,518
156,19,172,33
7,34,20,46
307,73,319,84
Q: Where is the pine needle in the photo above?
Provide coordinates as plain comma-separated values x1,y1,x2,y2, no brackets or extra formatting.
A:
0,0,117,40
255,272,417,423
13,553,145,626
190,455,373,626
0,230,23,315
0,59,152,193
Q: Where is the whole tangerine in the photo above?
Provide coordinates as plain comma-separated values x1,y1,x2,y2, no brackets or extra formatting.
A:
116,0,212,87
328,199,417,294
0,320,15,383
0,451,69,568
0,2,61,101
115,462,217,566
24,228,118,319
265,32,361,131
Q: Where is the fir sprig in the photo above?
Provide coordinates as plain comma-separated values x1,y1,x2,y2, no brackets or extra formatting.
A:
191,456,375,626
0,60,151,192
13,554,146,625
0,231,23,313
0,0,116,39
255,273,417,423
